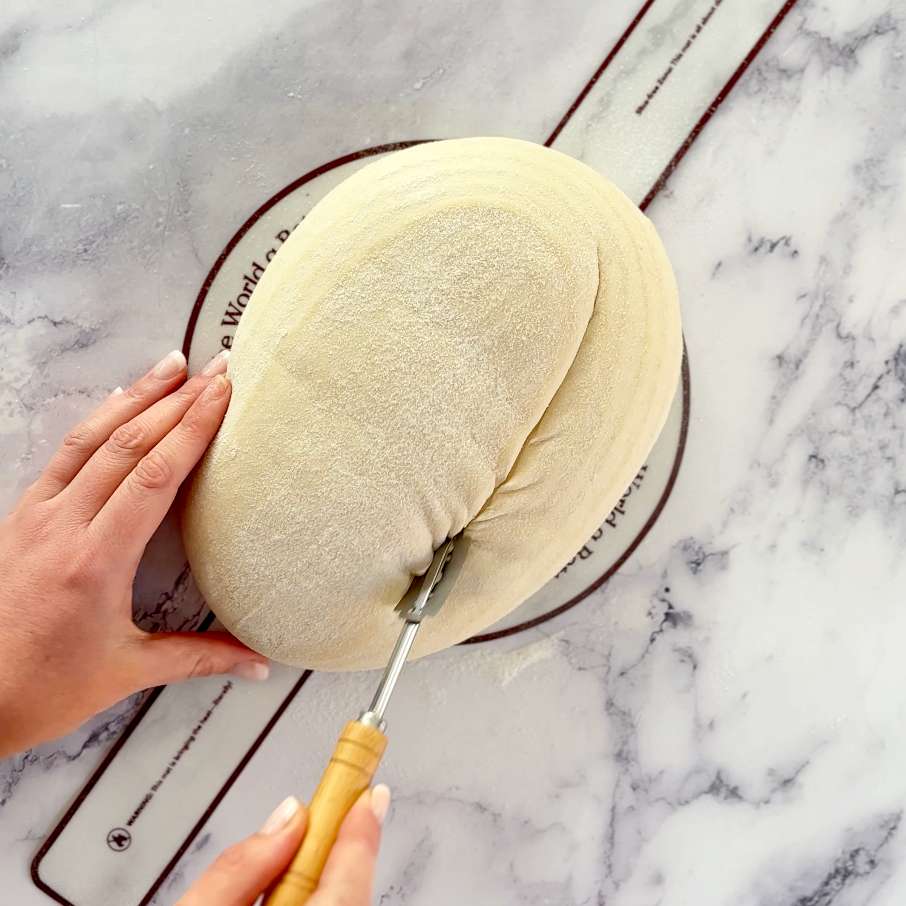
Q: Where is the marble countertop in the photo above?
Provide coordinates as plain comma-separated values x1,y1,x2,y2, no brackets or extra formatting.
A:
3,1,906,904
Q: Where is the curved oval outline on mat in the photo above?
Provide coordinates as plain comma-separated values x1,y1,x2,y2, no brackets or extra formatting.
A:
181,141,692,645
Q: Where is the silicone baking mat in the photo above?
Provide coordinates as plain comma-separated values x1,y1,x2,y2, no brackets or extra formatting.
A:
33,2,797,903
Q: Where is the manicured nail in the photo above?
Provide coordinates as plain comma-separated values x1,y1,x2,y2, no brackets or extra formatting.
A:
111,386,123,396
370,784,391,825
201,349,230,376
203,374,231,400
152,349,187,379
231,660,269,681
261,796,300,835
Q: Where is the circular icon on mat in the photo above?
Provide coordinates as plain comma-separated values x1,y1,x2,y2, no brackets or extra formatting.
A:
106,827,132,852
183,143,690,642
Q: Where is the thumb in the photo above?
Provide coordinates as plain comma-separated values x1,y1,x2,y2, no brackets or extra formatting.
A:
178,795,308,906
130,631,270,689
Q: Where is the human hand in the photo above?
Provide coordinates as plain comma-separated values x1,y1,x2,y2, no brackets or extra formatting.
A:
178,785,390,906
0,349,269,757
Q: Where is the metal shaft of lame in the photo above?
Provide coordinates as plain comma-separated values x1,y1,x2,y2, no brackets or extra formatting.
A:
366,619,421,722
359,537,457,730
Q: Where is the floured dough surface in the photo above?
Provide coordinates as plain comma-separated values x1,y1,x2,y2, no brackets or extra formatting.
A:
183,137,681,669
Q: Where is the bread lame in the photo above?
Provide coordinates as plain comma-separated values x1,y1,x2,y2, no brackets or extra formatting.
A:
263,536,458,906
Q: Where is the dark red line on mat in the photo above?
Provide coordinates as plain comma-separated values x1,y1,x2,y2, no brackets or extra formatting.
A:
640,0,801,211
32,688,166,906
139,671,312,906
545,0,656,147
31,670,313,906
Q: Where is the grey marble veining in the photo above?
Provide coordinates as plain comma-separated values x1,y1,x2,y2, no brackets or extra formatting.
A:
3,1,906,904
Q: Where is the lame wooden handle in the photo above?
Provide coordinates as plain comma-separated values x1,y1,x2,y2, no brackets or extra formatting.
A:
263,720,388,906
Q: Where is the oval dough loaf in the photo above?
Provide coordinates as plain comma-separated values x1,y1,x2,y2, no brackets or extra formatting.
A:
183,137,681,670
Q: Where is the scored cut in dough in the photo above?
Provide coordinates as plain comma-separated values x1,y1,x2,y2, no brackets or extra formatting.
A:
183,137,682,670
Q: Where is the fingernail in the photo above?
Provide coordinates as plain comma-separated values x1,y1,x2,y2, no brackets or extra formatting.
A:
202,374,230,400
231,660,269,681
201,349,230,376
261,796,300,835
370,784,391,826
152,349,187,379
111,386,123,396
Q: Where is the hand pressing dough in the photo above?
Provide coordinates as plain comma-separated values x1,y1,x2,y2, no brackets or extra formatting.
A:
183,137,681,670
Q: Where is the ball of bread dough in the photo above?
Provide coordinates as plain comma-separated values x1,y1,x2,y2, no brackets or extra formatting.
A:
183,137,681,670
